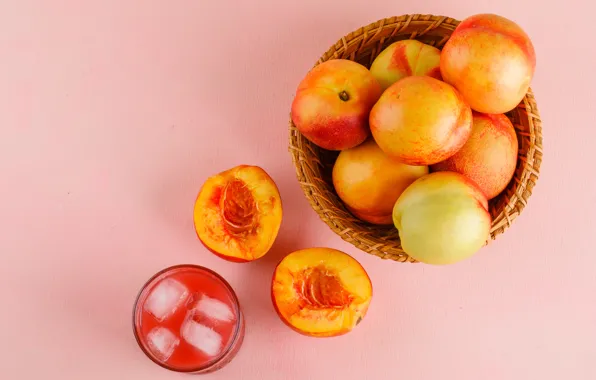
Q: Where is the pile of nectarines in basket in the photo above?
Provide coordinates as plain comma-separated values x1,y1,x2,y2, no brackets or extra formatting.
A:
190,13,541,338
290,13,542,265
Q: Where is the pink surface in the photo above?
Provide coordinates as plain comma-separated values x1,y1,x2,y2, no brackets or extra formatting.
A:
1,1,594,379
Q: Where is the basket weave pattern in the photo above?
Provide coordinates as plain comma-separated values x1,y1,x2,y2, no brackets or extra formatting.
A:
289,14,543,262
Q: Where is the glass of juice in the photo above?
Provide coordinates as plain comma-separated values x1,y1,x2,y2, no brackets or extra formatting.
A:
132,264,245,374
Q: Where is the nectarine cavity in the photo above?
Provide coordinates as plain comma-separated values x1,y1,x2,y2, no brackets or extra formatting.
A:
370,39,442,91
291,59,383,151
431,112,519,199
440,13,536,114
369,76,473,166
271,248,372,337
392,172,492,265
332,138,428,225
193,165,282,262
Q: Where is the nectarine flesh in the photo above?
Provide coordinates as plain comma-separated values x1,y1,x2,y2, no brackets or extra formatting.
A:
271,248,372,337
193,165,282,262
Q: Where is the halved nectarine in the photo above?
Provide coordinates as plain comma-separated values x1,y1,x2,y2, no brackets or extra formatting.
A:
193,165,283,262
271,248,373,337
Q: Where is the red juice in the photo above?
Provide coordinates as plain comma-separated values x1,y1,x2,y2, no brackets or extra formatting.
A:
132,264,245,374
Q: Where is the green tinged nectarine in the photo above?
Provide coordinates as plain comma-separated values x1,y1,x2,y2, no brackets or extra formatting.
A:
392,172,492,265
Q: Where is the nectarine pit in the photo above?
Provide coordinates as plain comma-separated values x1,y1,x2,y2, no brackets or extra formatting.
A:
295,265,353,310
219,178,258,236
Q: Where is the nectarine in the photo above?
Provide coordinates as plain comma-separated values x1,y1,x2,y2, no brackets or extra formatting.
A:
431,112,519,199
291,59,383,150
193,165,282,262
332,138,428,225
370,39,442,91
392,172,492,265
271,248,372,337
369,75,473,166
440,13,536,114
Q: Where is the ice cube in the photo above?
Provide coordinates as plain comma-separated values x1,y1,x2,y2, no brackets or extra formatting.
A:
144,278,189,321
146,327,179,362
180,319,223,357
194,295,235,323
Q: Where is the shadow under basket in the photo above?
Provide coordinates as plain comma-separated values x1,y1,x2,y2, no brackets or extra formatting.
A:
288,14,543,263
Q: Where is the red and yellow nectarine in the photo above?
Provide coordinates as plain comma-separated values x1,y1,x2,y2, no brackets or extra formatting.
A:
431,112,519,199
193,165,282,262
369,75,473,166
291,59,383,151
440,13,536,114
370,39,442,91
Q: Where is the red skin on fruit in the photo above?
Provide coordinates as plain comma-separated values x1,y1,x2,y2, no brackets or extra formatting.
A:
291,59,383,151
370,39,442,91
431,112,519,199
440,13,536,114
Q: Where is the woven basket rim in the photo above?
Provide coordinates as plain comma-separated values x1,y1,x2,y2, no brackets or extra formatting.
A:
288,14,543,262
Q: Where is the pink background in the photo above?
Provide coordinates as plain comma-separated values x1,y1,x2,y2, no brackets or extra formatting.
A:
1,0,594,379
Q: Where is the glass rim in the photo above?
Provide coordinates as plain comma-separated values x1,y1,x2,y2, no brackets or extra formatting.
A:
131,263,243,373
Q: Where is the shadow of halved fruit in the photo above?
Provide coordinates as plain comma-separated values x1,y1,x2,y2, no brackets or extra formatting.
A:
193,165,283,262
271,247,373,337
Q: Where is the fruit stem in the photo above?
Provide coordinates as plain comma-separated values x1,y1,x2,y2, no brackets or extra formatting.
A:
339,91,350,101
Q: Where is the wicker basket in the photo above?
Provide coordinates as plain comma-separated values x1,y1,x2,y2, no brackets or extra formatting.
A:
288,14,543,262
